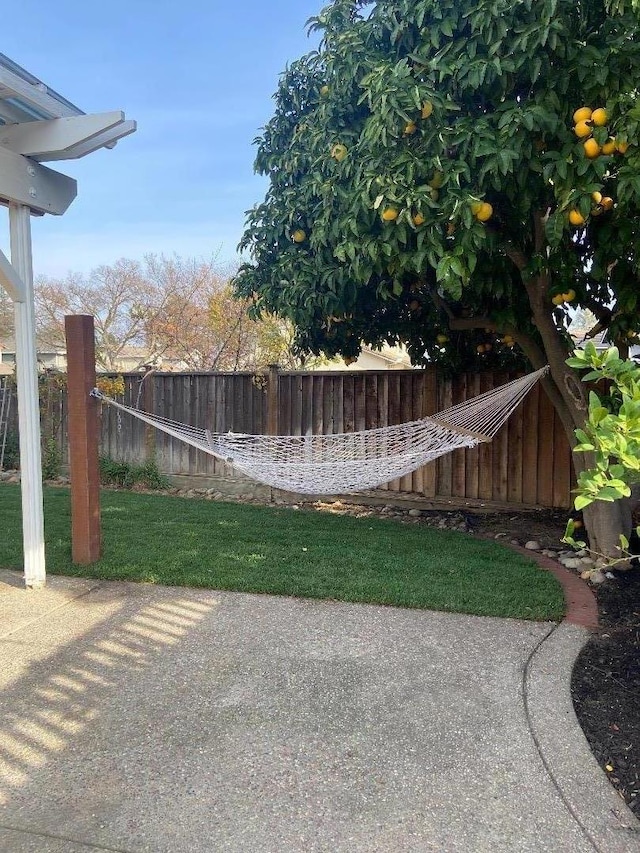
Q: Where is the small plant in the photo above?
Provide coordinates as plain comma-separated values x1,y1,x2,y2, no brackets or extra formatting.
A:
562,518,640,577
135,460,171,491
564,344,640,573
99,457,136,488
99,456,170,491
566,343,640,508
41,437,62,481
2,430,20,470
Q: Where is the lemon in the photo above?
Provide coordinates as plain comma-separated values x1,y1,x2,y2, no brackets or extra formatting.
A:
291,229,306,243
601,196,614,211
331,143,348,161
601,138,616,155
412,212,425,226
403,121,417,135
574,120,593,138
573,107,592,124
475,202,493,222
591,108,608,126
421,101,433,119
381,207,399,221
583,138,601,158
591,191,602,204
568,209,585,226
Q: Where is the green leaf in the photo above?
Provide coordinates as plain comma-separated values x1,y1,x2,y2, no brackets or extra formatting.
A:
574,495,594,510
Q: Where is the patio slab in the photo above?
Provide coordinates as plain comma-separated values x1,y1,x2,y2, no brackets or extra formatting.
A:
0,569,638,852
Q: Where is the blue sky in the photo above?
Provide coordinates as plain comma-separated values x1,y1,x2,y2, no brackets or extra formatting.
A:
1,0,323,278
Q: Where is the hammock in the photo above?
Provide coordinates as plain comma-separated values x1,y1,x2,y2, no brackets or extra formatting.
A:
92,367,548,495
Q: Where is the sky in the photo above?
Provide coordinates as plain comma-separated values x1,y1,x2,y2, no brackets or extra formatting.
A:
1,0,323,278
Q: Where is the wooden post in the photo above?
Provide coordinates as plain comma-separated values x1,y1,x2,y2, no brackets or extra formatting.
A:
266,364,280,436
142,369,156,462
65,314,101,564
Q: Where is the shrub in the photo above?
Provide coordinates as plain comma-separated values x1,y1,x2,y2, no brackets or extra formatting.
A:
99,456,170,491
2,431,20,470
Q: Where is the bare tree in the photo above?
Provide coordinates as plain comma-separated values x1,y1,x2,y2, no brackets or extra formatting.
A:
0,291,13,341
36,259,150,370
33,254,314,373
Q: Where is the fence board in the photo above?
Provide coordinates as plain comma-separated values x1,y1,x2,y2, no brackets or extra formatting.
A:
436,376,453,497
521,384,540,506
507,387,524,505
421,369,437,498
491,373,510,502
478,372,494,501
536,384,556,507
464,373,481,500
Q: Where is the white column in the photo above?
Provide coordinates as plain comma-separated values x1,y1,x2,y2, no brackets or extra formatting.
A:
10,203,46,588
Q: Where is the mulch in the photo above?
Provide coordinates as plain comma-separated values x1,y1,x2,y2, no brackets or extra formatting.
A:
570,568,640,818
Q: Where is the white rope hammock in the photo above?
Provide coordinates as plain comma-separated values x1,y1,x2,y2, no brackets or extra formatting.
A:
92,367,548,494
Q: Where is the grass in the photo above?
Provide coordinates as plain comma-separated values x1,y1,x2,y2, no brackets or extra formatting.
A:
0,484,564,620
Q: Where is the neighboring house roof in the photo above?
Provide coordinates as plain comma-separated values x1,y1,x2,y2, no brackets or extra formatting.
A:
570,330,640,359
322,344,414,371
0,337,66,354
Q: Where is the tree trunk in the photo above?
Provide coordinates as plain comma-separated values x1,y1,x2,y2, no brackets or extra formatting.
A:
522,264,630,559
573,453,634,564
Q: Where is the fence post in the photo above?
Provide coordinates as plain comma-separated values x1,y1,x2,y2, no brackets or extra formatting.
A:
266,364,280,436
65,314,101,564
140,368,157,462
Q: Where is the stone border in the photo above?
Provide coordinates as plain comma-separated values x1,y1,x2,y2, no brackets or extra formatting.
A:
507,542,599,629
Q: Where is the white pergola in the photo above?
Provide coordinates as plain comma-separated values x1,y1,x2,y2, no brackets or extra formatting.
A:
0,53,136,588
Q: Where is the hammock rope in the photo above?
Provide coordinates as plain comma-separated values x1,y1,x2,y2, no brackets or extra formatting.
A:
92,366,549,494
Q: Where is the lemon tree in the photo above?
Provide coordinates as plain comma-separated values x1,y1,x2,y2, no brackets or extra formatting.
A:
236,0,640,555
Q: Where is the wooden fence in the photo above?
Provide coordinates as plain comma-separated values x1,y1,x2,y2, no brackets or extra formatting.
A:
6,367,575,508
99,368,574,508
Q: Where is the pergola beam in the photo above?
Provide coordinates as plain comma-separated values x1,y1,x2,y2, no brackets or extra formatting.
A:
35,120,137,162
0,112,136,161
0,61,81,120
0,146,77,214
0,247,25,302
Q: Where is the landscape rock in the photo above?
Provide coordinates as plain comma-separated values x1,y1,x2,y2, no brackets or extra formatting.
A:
560,557,584,570
589,570,606,585
408,508,423,517
524,540,541,551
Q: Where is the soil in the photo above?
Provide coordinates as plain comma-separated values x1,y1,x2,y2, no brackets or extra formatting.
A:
570,569,640,818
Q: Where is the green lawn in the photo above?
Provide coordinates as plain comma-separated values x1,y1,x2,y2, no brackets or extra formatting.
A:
0,484,564,620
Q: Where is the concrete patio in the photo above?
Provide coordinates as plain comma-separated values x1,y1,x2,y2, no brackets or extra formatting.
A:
0,569,638,852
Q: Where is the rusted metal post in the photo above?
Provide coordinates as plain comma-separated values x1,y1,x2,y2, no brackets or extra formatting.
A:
65,314,101,564
266,364,280,436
